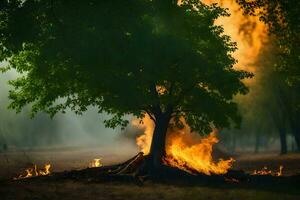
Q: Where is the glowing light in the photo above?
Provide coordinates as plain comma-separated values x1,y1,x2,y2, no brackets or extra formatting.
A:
277,165,284,176
89,158,103,168
253,165,284,176
134,116,154,155
164,130,234,175
180,0,267,80
15,163,51,180
134,116,234,175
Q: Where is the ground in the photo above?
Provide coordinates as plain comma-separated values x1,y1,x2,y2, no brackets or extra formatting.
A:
1,179,300,200
0,147,300,199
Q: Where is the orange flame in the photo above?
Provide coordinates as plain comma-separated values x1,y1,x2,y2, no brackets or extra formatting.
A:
15,163,51,180
277,165,284,176
207,0,267,69
134,115,234,175
89,158,103,168
180,0,267,80
164,130,234,175
253,165,284,176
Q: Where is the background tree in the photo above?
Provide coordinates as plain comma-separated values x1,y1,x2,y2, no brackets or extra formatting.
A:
219,41,291,155
237,0,300,151
0,0,252,169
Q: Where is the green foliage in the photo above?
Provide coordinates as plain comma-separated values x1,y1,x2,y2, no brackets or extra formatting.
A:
0,0,252,133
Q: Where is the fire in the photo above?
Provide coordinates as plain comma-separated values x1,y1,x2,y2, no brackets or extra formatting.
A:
89,158,103,168
253,165,284,176
181,0,268,75
253,166,272,175
15,163,51,179
164,130,234,175
134,115,234,175
40,163,51,175
277,165,284,176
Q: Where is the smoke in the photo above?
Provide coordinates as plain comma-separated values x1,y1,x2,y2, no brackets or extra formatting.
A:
200,0,296,153
0,62,137,151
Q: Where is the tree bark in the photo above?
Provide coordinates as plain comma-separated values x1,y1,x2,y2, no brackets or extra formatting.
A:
290,121,300,152
291,130,300,152
148,111,172,170
294,135,300,152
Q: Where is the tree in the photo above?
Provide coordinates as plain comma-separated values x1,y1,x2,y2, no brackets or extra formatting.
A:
0,0,252,169
237,0,300,151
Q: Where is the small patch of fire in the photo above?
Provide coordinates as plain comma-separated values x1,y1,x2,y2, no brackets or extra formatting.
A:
89,158,102,168
253,165,284,176
14,163,51,180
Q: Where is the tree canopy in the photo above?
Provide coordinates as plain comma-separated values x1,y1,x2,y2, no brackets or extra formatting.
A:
0,0,252,133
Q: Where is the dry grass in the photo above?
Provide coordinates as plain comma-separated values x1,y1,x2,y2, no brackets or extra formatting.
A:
1,179,299,200
1,148,299,179
234,153,300,176
0,148,300,200
0,147,134,180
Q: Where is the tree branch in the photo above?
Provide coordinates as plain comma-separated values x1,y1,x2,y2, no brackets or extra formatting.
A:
144,109,156,123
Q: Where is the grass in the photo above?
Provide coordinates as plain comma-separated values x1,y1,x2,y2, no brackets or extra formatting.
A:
1,148,300,199
1,179,299,200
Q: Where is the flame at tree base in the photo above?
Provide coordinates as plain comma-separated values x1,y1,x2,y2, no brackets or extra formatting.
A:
135,116,234,175
164,131,234,175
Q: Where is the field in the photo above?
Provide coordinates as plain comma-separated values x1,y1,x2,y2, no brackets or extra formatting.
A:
1,179,300,200
1,147,300,200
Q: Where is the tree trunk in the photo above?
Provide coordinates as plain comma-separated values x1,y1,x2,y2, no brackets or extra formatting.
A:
294,135,300,152
148,112,171,169
279,128,287,154
290,122,300,152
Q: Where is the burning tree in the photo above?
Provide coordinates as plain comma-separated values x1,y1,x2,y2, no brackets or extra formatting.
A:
0,0,252,172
